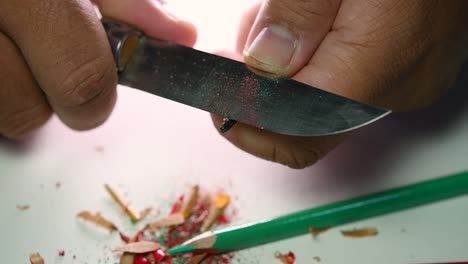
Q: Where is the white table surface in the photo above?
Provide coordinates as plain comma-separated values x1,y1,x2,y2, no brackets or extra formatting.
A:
1,1,468,263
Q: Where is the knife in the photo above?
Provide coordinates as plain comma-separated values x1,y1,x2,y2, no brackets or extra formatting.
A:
102,19,390,136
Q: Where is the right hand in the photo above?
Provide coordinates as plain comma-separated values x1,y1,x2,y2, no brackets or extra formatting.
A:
0,0,196,139
212,0,468,169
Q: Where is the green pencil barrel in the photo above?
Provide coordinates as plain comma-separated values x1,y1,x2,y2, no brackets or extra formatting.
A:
213,171,468,252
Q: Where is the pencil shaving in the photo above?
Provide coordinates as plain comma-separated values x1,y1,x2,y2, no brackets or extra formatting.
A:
104,184,141,221
119,232,131,243
313,256,321,262
274,251,295,264
139,207,154,220
77,211,117,232
341,227,378,237
17,204,30,211
146,249,166,262
112,241,160,253
146,213,185,230
201,193,230,232
29,253,44,264
180,185,199,218
214,193,230,208
119,253,134,264
186,253,208,264
309,226,330,236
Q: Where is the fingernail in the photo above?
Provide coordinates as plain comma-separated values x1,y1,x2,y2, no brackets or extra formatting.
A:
244,25,297,74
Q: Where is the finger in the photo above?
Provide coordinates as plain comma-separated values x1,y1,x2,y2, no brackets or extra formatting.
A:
213,0,344,167
95,0,197,47
242,0,341,76
293,0,459,110
210,50,346,168
211,115,347,169
236,2,262,54
0,0,117,130
0,32,51,139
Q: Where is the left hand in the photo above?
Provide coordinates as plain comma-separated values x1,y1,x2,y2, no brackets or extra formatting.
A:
0,0,196,139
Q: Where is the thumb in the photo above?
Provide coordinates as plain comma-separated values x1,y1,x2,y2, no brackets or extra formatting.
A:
243,0,341,76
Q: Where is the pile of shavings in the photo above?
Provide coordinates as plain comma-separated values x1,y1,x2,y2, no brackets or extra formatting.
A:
76,184,234,264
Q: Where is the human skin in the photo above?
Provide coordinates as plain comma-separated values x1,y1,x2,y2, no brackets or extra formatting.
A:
0,0,196,139
212,0,468,168
1,1,467,170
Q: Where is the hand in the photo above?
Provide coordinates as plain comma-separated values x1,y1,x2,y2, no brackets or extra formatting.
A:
0,0,196,139
212,0,468,168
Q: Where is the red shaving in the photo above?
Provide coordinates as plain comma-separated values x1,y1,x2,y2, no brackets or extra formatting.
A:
151,249,166,262
120,232,131,243
275,251,296,264
217,214,230,224
133,229,145,242
58,250,65,256
133,255,151,264
170,195,184,214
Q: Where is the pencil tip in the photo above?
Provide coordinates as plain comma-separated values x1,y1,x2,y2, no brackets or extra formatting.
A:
167,244,195,256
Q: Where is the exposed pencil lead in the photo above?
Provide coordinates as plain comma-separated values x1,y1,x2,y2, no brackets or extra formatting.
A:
219,118,237,133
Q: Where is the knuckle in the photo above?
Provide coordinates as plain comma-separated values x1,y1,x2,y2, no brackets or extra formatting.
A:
0,103,51,139
55,55,116,108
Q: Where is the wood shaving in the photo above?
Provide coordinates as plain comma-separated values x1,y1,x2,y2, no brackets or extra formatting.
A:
214,193,230,208
185,253,208,264
146,213,185,230
119,253,134,264
313,256,321,262
104,184,141,221
119,232,131,243
29,253,44,264
201,193,230,232
180,185,199,218
309,226,330,236
341,227,378,237
17,204,30,211
139,207,154,220
77,211,118,232
112,241,160,254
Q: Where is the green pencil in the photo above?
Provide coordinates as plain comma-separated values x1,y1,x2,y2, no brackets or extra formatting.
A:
168,171,468,255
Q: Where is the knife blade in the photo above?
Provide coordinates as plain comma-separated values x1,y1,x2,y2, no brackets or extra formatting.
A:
103,19,390,136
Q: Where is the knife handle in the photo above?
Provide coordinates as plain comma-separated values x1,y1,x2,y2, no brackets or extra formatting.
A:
102,18,142,73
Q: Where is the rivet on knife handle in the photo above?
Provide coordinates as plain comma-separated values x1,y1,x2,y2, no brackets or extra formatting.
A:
102,19,391,137
102,18,142,72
